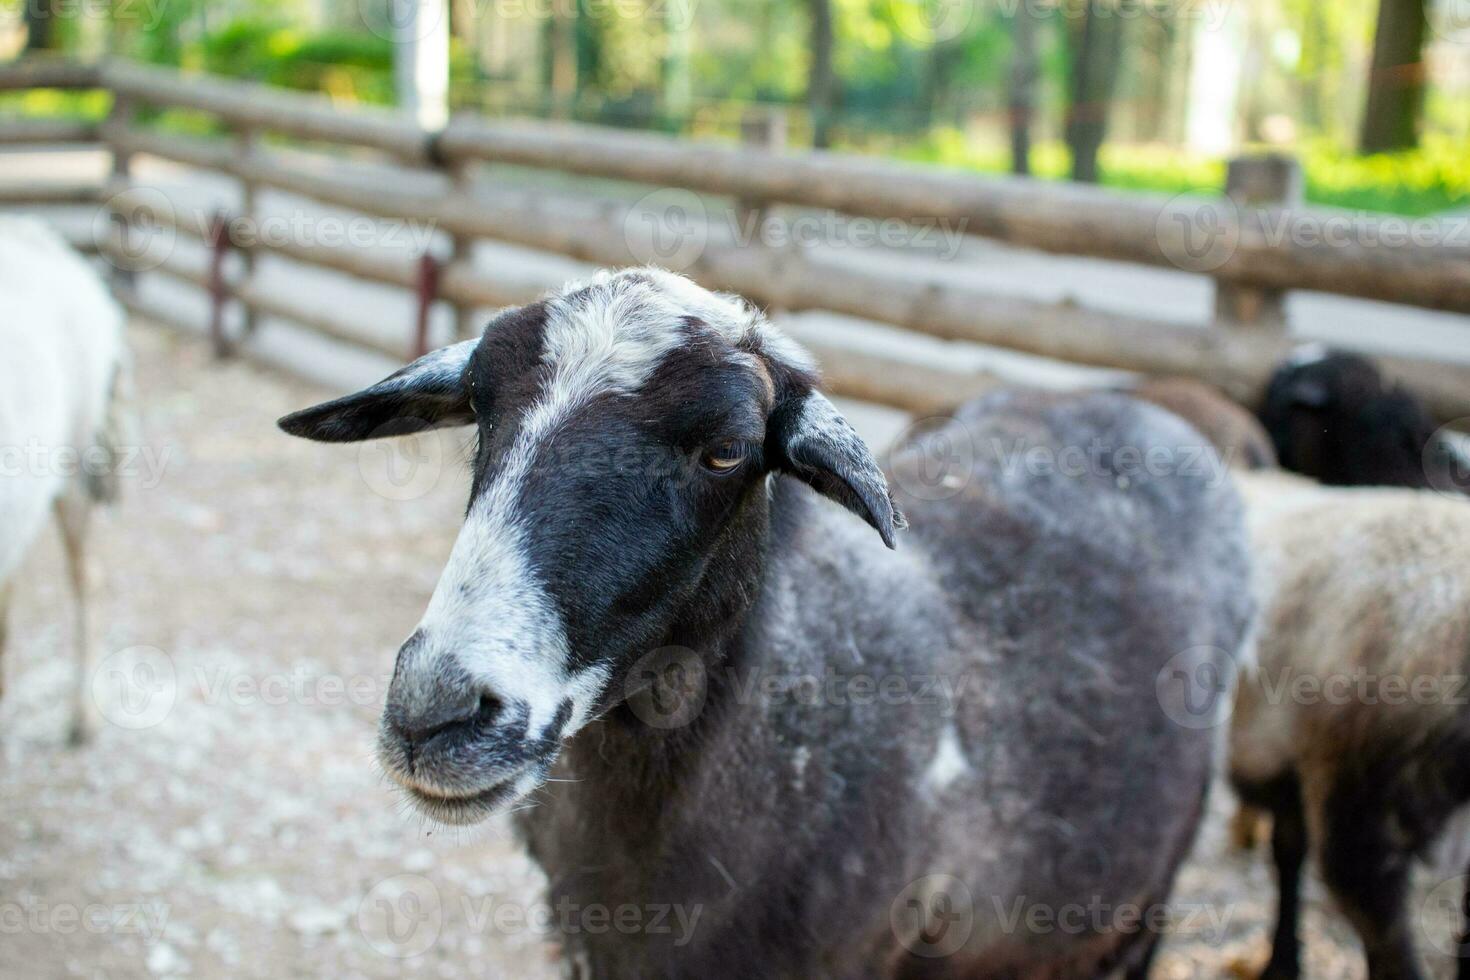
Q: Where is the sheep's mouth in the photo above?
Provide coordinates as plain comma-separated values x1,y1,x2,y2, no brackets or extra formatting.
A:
399,779,524,825
384,758,552,826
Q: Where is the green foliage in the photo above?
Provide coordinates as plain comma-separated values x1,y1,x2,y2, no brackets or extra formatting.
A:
0,88,110,120
874,128,1470,216
1297,137,1470,216
193,19,397,104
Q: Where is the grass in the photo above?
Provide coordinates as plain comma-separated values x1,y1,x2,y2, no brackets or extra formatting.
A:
874,128,1470,217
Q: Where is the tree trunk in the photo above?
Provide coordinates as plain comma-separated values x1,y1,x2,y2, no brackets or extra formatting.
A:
1360,0,1427,153
24,0,58,51
1008,3,1038,175
543,6,578,120
1065,3,1125,183
807,0,835,148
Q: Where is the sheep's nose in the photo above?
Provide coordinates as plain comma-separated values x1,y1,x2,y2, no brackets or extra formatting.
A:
385,686,503,750
383,632,506,752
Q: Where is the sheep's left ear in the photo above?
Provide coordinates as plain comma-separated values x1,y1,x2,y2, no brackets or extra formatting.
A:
278,340,477,442
770,390,906,548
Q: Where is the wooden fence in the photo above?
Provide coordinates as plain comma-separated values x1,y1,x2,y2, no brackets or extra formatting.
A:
4,57,1470,420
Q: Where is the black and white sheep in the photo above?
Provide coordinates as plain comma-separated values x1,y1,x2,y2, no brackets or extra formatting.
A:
0,217,128,743
280,268,1254,978
1231,468,1470,980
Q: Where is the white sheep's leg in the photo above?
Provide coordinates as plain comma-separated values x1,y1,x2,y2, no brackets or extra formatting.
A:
55,495,92,746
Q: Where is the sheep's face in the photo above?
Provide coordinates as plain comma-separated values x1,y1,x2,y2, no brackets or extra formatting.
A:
279,269,901,824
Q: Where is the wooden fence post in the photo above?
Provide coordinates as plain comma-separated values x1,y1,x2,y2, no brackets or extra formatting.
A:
735,108,786,244
1214,154,1302,329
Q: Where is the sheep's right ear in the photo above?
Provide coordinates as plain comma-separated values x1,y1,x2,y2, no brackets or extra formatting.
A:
278,340,477,442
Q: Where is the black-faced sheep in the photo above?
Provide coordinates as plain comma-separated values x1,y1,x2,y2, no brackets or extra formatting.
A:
0,217,128,743
280,268,1254,978
1231,468,1470,980
1258,347,1462,491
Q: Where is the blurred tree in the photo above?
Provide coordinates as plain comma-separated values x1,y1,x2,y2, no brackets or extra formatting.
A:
542,4,578,119
1008,5,1038,175
1064,1,1124,182
23,0,58,50
807,0,836,146
1360,0,1426,152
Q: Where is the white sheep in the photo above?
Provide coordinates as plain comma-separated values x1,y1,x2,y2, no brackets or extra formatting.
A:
0,216,128,744
1230,468,1470,980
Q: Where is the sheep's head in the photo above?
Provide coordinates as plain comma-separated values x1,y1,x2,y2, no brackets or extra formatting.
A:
279,268,902,823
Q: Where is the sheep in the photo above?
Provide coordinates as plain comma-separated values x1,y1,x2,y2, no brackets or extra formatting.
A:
1229,468,1470,980
0,216,129,744
279,268,1254,978
1258,347,1461,491
1129,376,1277,471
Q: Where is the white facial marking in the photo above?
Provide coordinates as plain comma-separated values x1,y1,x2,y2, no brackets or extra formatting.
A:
1285,342,1330,368
924,723,970,794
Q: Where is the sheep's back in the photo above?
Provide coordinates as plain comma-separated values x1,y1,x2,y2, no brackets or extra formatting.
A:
1231,477,1470,784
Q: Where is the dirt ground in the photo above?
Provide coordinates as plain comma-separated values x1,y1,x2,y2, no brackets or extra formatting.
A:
1,319,1464,978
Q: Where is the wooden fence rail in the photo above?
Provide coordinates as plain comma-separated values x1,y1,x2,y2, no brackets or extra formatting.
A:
4,57,1470,421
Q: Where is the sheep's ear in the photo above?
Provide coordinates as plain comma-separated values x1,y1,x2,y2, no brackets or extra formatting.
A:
278,340,478,442
770,390,906,549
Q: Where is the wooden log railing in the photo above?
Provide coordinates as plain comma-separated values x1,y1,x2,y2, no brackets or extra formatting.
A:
2,57,1470,421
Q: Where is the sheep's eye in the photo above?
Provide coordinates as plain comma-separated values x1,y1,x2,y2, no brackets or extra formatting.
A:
701,441,748,474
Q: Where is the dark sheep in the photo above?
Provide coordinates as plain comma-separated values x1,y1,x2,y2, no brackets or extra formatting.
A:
1258,347,1463,491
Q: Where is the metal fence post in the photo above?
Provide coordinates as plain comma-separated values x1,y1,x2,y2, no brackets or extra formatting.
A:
206,210,235,358
105,94,136,293
236,125,260,336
